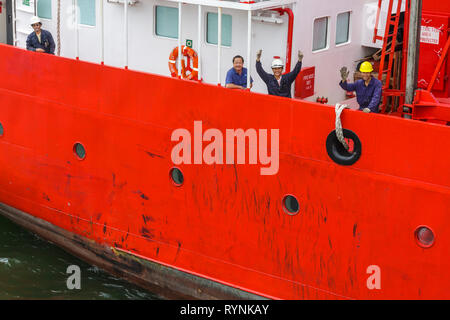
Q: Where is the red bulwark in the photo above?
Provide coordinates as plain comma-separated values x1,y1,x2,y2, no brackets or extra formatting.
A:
0,44,450,299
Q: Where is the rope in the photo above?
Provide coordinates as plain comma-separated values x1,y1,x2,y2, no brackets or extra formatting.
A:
57,0,61,56
335,103,349,151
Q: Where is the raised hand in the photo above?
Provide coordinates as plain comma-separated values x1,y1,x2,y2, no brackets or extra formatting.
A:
298,50,304,62
340,66,349,82
256,49,262,62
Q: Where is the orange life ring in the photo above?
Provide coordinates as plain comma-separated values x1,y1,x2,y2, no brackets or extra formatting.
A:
168,45,199,81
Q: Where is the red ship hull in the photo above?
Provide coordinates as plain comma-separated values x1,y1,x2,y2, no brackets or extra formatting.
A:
0,44,449,299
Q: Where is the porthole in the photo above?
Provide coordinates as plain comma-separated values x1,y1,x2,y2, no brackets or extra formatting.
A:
283,195,300,215
170,167,184,186
415,226,435,248
73,143,86,160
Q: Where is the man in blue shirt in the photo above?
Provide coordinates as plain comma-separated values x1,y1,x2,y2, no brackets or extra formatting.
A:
26,16,55,55
339,62,382,113
225,55,253,89
255,49,303,98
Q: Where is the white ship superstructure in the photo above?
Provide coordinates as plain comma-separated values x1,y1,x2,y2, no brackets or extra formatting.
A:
2,0,404,103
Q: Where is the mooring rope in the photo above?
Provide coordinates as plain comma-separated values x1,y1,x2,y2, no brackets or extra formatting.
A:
335,103,349,151
57,0,61,56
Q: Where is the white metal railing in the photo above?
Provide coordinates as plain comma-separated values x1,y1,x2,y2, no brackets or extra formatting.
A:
13,0,295,87
164,0,296,86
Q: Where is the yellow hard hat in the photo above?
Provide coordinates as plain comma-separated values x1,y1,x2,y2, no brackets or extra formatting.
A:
360,61,374,73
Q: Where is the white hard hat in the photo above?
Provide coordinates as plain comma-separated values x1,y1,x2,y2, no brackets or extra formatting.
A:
271,58,284,69
30,16,41,25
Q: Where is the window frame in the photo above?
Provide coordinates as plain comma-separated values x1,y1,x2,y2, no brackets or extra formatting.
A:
312,16,330,53
76,0,97,28
335,11,352,47
205,11,233,48
154,5,179,40
37,0,53,20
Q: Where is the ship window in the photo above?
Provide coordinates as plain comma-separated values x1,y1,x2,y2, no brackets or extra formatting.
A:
155,6,179,39
336,12,351,45
78,0,96,26
206,12,232,47
313,17,329,51
37,0,52,20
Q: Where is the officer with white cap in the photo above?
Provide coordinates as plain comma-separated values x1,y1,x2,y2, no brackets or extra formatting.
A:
255,49,303,98
26,16,55,55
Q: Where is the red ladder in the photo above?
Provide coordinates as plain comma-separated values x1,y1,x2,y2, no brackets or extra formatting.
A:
373,0,410,113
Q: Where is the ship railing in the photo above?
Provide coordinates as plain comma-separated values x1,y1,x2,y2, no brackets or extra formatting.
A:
165,0,296,87
13,0,295,86
75,0,295,88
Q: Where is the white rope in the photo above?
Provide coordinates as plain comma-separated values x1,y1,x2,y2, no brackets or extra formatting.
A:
335,103,349,151
57,0,61,56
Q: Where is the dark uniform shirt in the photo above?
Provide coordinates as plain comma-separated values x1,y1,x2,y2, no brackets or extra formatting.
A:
26,29,55,55
340,78,382,113
256,60,302,98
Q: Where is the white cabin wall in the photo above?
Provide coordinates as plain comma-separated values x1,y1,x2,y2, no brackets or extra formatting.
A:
293,0,377,104
251,10,289,94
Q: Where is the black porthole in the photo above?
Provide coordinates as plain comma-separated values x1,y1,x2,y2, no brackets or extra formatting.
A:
73,143,86,160
283,195,300,215
326,129,362,166
0,123,3,136
170,167,184,186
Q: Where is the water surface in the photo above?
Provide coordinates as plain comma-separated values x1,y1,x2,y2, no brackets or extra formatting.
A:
0,214,158,300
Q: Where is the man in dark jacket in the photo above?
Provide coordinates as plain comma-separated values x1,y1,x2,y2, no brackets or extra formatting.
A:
26,16,55,55
255,49,303,98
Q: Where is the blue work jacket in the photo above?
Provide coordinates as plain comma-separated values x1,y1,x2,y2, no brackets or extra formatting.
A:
340,78,382,113
26,30,55,55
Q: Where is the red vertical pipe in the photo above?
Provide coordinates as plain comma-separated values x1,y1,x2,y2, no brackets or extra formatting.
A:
373,0,383,43
272,8,294,73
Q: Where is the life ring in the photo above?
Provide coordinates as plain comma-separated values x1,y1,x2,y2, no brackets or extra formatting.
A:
168,45,199,81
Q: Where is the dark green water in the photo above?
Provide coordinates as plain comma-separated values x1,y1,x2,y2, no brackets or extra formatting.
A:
0,214,158,300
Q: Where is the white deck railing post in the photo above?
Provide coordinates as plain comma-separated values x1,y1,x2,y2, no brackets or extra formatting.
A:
197,5,202,80
217,7,222,85
247,9,251,89
124,0,128,68
178,2,182,77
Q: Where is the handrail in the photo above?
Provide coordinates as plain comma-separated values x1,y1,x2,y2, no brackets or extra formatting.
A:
271,7,293,73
